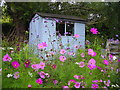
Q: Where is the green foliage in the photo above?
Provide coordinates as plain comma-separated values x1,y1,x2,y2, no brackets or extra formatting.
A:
86,33,107,49
1,2,120,88
86,2,120,39
2,2,120,40
2,37,120,88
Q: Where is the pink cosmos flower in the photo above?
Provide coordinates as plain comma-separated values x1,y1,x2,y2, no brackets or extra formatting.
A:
10,50,14,54
60,49,66,54
41,42,47,47
103,86,107,89
52,64,57,69
108,75,110,77
91,52,97,56
109,54,113,59
39,62,45,70
89,72,92,75
50,51,55,56
38,42,48,49
38,43,44,49
24,60,30,68
28,85,32,88
103,60,109,65
99,80,103,82
71,52,76,56
64,32,69,35
90,28,98,34
31,64,39,70
88,58,97,70
12,61,20,68
74,45,79,49
118,59,120,62
59,56,66,62
68,52,75,56
88,64,97,70
62,86,69,88
45,73,50,78
86,40,90,45
110,67,114,70
88,49,94,55
74,75,80,79
78,61,85,68
82,86,85,88
74,82,81,88
91,84,99,88
74,75,84,79
53,80,58,85
88,49,97,56
68,79,76,86
88,58,96,65
92,80,98,83
104,80,110,86
73,34,80,38
97,66,102,70
36,78,43,84
67,52,73,56
38,71,46,78
3,54,12,62
79,75,85,79
80,53,85,57
101,55,105,58
101,70,104,72
13,72,20,79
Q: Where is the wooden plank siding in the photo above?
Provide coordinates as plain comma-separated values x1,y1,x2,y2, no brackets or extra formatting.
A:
106,39,120,59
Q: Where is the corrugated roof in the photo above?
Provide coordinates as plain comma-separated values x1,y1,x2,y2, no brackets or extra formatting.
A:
36,12,86,23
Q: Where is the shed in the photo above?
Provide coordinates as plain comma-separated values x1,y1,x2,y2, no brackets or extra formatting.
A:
29,12,86,55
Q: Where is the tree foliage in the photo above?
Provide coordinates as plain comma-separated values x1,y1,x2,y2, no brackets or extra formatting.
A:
2,2,120,41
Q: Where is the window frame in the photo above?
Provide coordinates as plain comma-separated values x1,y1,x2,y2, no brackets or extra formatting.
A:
56,21,74,36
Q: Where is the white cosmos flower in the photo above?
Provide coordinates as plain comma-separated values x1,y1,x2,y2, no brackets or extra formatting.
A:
7,47,13,50
9,47,14,50
45,73,50,78
75,62,79,64
28,72,33,77
2,47,5,50
113,56,117,60
111,84,119,88
116,84,119,87
7,74,13,78
111,84,116,87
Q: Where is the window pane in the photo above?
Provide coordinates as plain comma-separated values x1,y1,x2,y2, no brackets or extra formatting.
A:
56,22,65,36
66,23,74,36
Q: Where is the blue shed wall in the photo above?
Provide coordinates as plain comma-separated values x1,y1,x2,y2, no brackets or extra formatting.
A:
29,14,85,55
74,23,85,48
29,14,43,54
42,18,57,50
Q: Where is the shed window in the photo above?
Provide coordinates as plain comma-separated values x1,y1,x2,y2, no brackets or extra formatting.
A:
56,22,65,36
56,21,74,36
